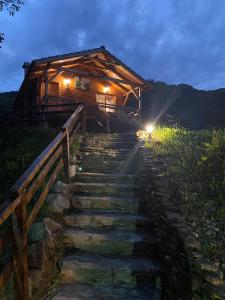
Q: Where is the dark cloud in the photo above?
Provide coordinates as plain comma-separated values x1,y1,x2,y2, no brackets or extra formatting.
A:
1,0,225,92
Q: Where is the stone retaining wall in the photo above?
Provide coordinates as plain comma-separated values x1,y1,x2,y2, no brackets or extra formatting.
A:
137,144,225,300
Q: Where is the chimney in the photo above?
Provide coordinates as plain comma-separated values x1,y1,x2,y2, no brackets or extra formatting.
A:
22,62,30,77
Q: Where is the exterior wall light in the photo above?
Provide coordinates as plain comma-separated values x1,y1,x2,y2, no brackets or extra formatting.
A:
64,78,71,86
103,85,110,93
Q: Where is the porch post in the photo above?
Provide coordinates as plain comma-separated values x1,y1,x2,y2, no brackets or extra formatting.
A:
44,65,49,98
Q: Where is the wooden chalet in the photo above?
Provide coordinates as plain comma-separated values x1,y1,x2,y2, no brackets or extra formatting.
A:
14,46,147,130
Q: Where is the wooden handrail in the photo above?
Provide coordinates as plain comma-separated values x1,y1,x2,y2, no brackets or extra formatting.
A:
0,104,86,299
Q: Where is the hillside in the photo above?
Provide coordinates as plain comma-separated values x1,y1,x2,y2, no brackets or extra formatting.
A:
142,81,225,128
1,83,225,128
0,91,17,117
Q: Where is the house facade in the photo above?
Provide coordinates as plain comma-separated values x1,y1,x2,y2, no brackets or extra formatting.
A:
14,46,147,122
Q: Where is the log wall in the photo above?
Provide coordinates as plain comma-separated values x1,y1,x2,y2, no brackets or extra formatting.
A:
39,74,125,107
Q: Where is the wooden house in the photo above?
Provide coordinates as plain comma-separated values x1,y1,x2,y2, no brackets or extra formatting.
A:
14,46,147,129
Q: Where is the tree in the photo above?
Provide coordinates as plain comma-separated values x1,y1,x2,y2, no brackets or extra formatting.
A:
0,0,23,46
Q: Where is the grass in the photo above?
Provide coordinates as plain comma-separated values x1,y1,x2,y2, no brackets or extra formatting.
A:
138,127,225,266
0,126,57,203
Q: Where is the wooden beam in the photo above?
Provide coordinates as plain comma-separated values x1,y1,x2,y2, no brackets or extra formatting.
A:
87,58,136,92
53,66,142,87
82,57,120,66
49,70,63,82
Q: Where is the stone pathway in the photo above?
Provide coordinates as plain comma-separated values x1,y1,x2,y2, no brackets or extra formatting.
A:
51,132,162,299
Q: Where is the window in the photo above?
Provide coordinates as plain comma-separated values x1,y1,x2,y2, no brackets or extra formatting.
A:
96,93,116,112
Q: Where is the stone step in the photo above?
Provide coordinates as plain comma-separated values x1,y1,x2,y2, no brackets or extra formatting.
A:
71,196,139,214
61,254,161,288
80,161,135,174
82,142,137,150
69,182,138,197
64,228,153,256
80,155,130,164
83,138,138,147
80,168,134,174
83,134,137,140
73,173,135,184
80,160,127,167
81,147,135,153
64,212,150,230
52,283,161,300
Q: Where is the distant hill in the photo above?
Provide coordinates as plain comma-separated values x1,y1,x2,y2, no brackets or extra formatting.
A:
142,81,225,128
0,91,17,117
1,83,225,128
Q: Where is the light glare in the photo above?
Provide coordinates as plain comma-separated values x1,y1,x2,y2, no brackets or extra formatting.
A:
146,124,154,133
64,78,71,86
103,86,110,93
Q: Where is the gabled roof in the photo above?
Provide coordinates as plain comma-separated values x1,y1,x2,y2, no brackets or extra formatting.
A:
27,46,146,87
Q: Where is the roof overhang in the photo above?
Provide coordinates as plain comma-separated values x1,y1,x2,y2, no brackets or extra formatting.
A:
27,47,147,90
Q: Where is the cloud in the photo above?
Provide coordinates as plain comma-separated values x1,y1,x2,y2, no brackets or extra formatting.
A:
0,0,225,91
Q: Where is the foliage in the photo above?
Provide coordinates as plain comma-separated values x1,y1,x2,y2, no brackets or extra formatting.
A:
0,127,57,203
0,92,17,116
139,127,225,264
0,0,23,46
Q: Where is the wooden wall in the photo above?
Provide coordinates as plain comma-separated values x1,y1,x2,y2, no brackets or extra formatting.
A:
39,74,125,106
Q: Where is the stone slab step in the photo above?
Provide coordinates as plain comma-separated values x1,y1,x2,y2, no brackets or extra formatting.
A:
82,143,137,150
52,283,161,300
69,182,138,197
81,147,134,153
80,168,134,174
71,196,139,214
61,254,160,288
81,160,127,167
64,228,152,256
80,152,129,160
64,212,150,230
73,173,135,184
80,166,135,174
84,132,136,137
83,135,137,141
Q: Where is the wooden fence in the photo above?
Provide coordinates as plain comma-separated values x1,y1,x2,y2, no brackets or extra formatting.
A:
2,103,83,126
0,104,86,299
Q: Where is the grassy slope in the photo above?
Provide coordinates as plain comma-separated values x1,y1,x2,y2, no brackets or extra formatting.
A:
0,127,57,202
139,127,225,271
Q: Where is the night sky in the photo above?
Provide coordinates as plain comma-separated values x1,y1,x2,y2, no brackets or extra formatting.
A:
1,0,225,92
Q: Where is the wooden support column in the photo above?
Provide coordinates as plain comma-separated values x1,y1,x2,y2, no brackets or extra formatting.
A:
106,118,110,133
12,192,29,300
81,106,87,135
138,87,142,111
44,65,49,98
62,128,70,183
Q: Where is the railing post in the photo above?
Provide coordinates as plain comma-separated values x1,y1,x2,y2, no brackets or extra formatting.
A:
12,192,29,300
81,106,87,135
106,118,110,133
62,127,70,183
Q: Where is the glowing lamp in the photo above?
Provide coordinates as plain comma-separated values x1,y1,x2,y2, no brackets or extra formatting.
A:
146,124,154,133
103,85,110,93
64,78,71,86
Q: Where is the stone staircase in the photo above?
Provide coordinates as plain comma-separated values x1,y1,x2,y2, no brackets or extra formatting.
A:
52,132,162,299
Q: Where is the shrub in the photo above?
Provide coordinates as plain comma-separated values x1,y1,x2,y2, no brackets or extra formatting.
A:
139,127,225,264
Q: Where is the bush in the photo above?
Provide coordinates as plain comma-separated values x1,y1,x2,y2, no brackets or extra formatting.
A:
139,127,225,264
0,127,57,203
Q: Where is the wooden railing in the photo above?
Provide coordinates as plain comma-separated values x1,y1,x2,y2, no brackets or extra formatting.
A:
0,104,86,299
1,103,83,126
